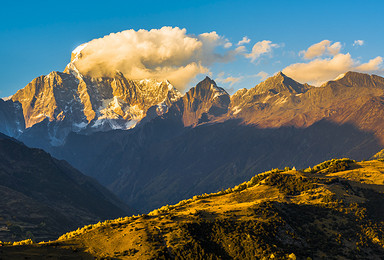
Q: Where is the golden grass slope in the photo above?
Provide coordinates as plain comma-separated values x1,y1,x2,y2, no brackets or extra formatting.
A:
2,159,384,259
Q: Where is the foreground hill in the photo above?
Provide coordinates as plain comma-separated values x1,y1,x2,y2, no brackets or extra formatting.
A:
0,133,134,242
3,158,384,259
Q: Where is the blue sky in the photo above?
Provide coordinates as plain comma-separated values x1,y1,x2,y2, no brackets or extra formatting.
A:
1,0,383,96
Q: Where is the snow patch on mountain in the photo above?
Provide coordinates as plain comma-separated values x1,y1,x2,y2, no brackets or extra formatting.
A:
2,96,12,101
72,121,88,131
335,73,346,80
232,106,242,115
73,43,88,56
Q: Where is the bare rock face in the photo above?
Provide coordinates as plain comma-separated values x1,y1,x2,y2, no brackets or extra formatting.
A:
229,72,312,126
4,45,182,145
170,77,230,126
6,68,384,148
229,71,384,144
330,71,384,88
0,99,25,137
245,71,310,96
12,72,83,128
10,70,181,145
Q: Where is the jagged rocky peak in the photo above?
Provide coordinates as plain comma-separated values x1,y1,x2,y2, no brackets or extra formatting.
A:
62,45,182,124
229,72,311,116
327,71,384,88
11,71,81,128
89,76,182,132
253,71,311,95
10,61,182,145
185,76,228,102
176,77,230,126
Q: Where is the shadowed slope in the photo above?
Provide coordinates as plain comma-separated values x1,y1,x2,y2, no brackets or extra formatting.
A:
51,119,382,212
0,133,134,242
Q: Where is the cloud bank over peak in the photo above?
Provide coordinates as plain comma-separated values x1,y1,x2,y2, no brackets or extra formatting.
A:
283,40,383,86
283,53,383,86
67,31,383,92
69,27,238,91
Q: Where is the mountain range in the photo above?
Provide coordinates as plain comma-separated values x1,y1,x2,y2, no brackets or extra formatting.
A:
2,47,384,212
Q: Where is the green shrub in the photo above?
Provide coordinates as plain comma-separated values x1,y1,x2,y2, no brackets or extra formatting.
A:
12,239,33,246
303,158,354,174
264,173,317,195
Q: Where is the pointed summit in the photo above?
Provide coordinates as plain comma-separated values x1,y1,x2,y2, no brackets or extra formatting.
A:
197,76,219,89
253,72,311,95
172,76,230,127
275,71,287,78
203,75,214,81
189,76,228,100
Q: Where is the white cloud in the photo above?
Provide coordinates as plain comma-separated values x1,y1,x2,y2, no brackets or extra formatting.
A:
353,40,364,46
256,71,269,81
216,72,243,86
71,27,236,91
245,40,279,62
237,36,251,46
282,53,383,86
355,56,383,71
300,40,341,59
235,45,247,53
224,42,233,48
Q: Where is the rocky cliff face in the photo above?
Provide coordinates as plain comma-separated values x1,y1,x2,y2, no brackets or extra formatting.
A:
229,71,384,143
9,62,384,146
168,77,230,126
10,67,181,145
229,72,312,126
2,45,180,146
0,98,24,137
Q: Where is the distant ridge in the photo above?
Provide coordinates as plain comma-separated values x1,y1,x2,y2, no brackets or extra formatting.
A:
0,133,134,242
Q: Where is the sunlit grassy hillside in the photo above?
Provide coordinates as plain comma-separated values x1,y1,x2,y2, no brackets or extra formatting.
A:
2,159,384,259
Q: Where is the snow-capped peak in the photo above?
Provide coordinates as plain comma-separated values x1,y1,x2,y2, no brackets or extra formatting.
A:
210,83,227,99
63,43,88,78
2,96,12,101
72,43,88,58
